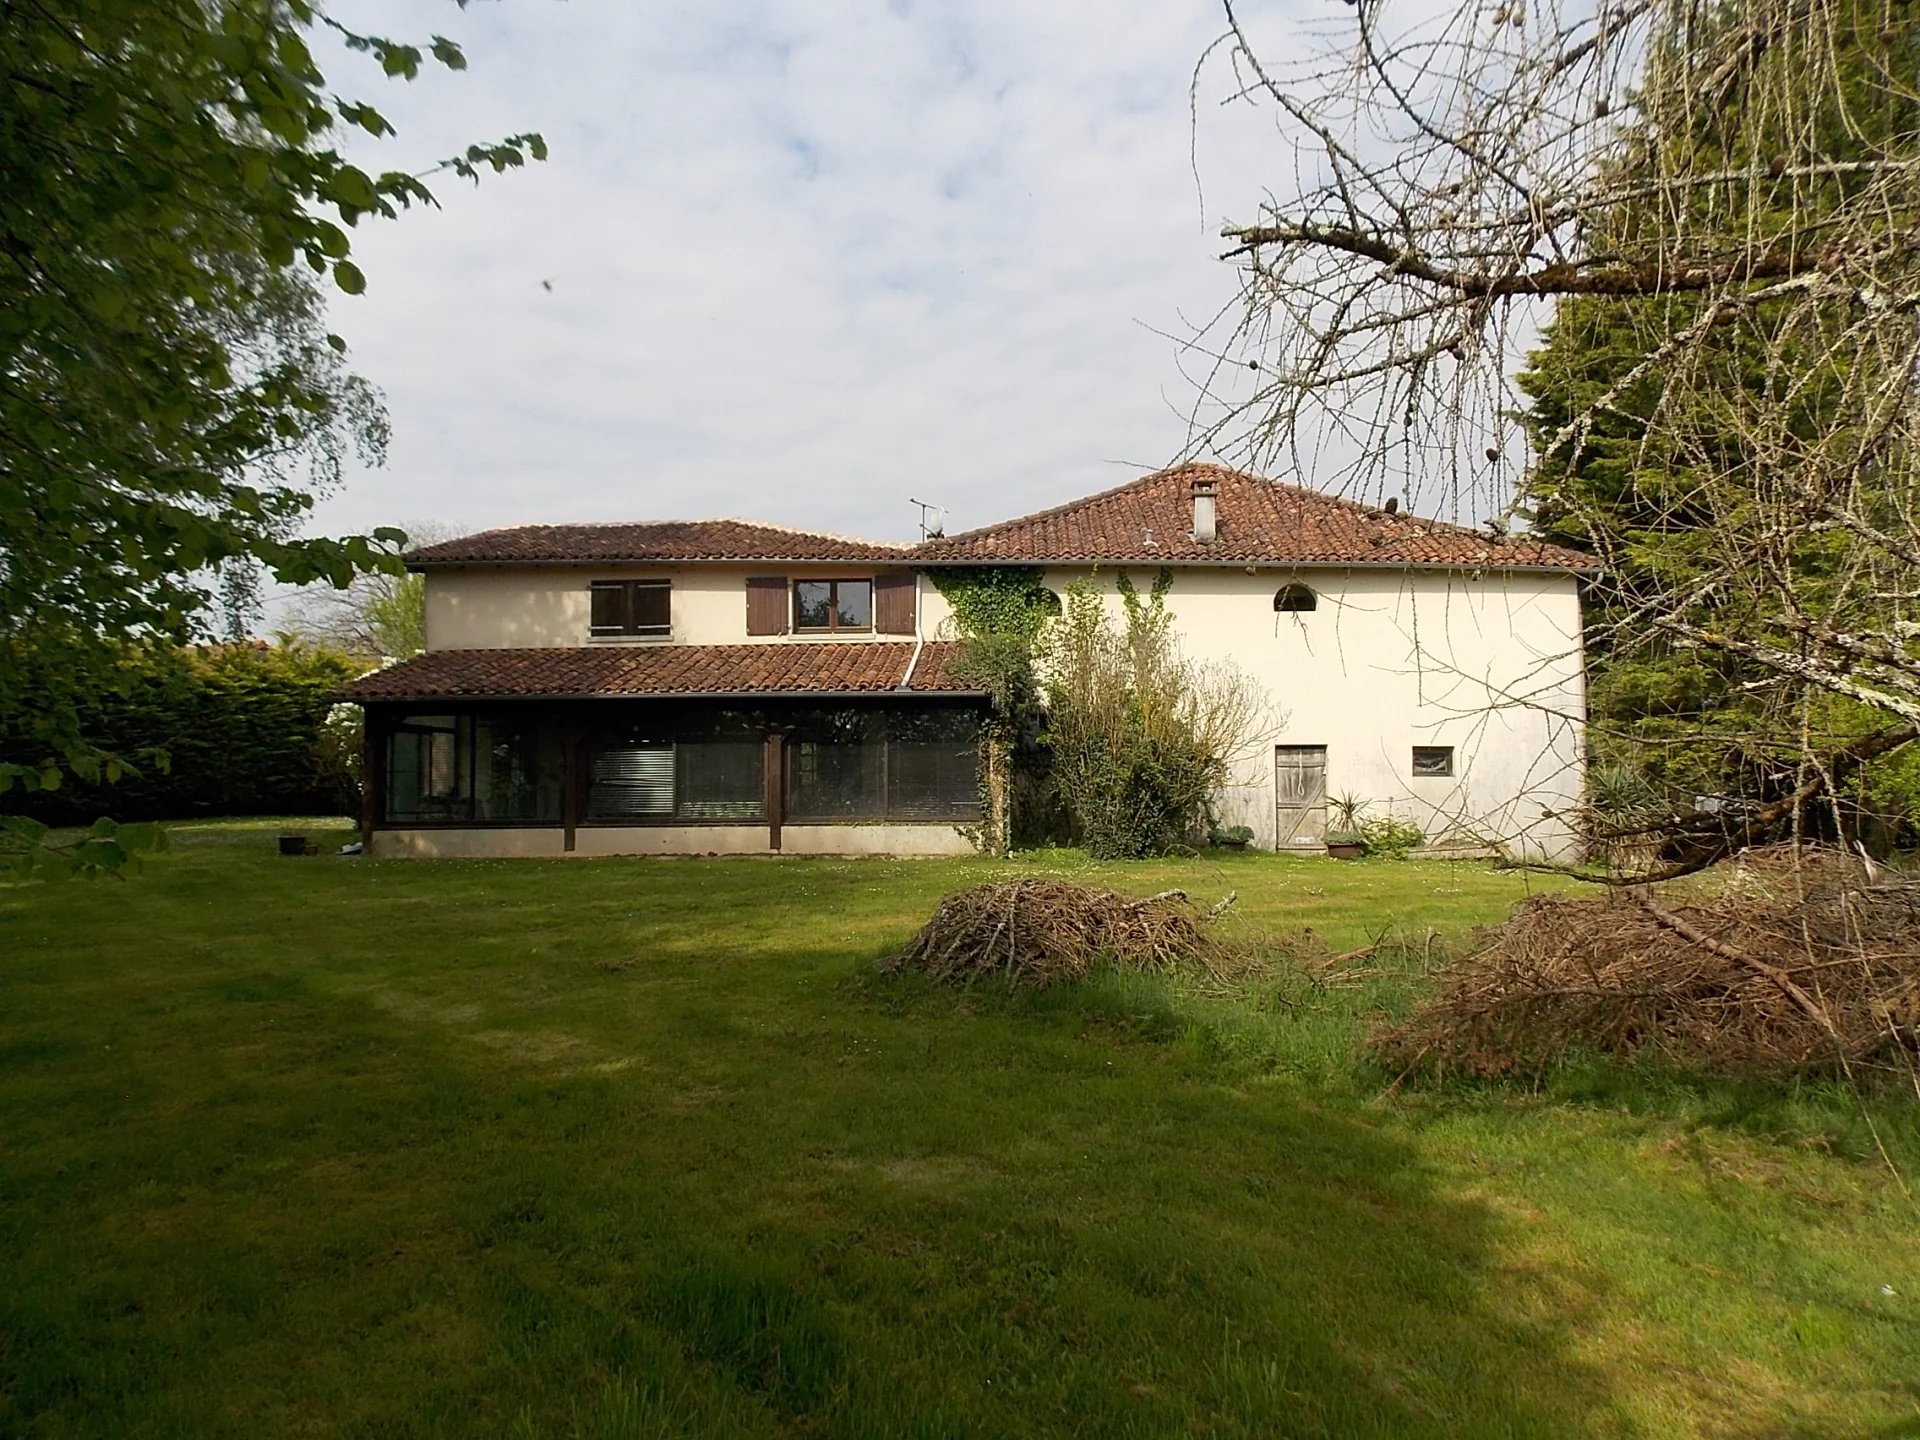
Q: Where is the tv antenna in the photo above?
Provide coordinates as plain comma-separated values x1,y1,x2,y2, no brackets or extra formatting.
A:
908,496,946,540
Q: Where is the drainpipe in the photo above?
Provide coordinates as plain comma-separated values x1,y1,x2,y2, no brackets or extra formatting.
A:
898,568,926,691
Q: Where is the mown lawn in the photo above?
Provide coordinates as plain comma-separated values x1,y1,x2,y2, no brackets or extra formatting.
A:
1,820,1916,1438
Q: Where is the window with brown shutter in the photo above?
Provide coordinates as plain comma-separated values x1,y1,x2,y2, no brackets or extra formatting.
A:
794,579,873,633
746,575,789,635
590,580,671,637
874,572,917,634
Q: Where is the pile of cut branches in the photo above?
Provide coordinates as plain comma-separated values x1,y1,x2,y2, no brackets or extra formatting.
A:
1372,851,1920,1080
884,879,1238,987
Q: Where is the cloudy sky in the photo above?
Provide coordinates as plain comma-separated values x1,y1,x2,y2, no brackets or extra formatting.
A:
308,0,1312,549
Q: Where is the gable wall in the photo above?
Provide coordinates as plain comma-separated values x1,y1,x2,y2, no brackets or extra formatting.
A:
1007,565,1586,862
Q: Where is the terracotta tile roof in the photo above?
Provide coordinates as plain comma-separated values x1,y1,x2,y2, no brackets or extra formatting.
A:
910,463,1594,571
408,519,907,568
339,641,980,703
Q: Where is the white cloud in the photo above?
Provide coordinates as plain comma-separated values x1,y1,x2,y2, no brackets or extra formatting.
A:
303,0,1297,550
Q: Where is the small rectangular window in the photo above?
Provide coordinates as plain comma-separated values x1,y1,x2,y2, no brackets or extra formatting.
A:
1411,745,1454,778
793,579,873,633
590,580,671,638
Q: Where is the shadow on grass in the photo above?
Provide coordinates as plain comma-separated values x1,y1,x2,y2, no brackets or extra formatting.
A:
1,829,1836,1437
0,961,1621,1437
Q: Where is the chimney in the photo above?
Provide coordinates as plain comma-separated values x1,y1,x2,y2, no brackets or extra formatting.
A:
1190,475,1218,543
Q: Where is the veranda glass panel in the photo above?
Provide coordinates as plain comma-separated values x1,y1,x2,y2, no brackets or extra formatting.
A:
385,713,563,824
886,708,982,819
786,709,885,819
586,710,765,822
677,740,764,819
386,715,460,821
471,715,565,822
588,743,674,818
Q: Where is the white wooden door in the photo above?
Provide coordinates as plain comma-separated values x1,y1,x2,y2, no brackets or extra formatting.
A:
1274,746,1328,847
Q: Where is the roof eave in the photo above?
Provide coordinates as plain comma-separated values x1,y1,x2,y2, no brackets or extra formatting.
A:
344,687,990,704
909,555,1595,575
406,554,912,572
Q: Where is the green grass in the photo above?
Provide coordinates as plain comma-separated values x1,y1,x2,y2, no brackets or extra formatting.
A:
1,819,1916,1438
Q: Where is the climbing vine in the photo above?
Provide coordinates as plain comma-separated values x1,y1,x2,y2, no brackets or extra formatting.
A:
928,567,1058,645
927,568,1064,853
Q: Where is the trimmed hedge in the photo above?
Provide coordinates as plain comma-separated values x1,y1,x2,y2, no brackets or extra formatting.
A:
1,642,363,824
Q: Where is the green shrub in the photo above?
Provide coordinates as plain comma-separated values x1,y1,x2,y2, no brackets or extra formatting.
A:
1044,573,1269,859
0,641,363,824
1359,813,1426,858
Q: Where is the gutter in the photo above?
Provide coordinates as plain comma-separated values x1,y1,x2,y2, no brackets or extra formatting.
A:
897,569,927,692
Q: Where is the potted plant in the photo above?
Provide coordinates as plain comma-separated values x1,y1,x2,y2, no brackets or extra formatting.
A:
1324,791,1368,859
1208,823,1255,850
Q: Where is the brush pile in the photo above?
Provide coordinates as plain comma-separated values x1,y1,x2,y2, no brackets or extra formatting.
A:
885,879,1238,986
1372,848,1920,1079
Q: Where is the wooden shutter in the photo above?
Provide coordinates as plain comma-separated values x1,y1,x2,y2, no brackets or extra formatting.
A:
874,572,917,635
746,576,789,635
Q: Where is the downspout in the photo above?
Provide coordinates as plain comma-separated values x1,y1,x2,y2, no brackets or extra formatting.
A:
897,568,926,691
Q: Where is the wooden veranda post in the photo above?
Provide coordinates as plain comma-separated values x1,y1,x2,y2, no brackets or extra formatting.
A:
562,725,582,853
360,708,385,850
764,728,786,853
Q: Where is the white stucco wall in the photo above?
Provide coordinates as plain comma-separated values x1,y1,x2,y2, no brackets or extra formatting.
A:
975,566,1587,863
423,564,951,650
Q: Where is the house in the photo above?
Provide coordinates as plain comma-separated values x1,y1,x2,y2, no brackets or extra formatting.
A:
341,463,1592,860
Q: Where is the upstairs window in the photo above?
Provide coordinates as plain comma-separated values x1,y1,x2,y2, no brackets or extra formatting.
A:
590,580,671,637
1274,583,1317,613
1411,745,1455,778
793,579,873,633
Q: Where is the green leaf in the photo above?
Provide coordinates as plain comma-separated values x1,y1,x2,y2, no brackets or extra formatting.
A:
38,767,62,792
332,260,366,295
430,36,468,71
380,43,421,78
313,220,351,258
1,814,50,845
328,166,378,213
